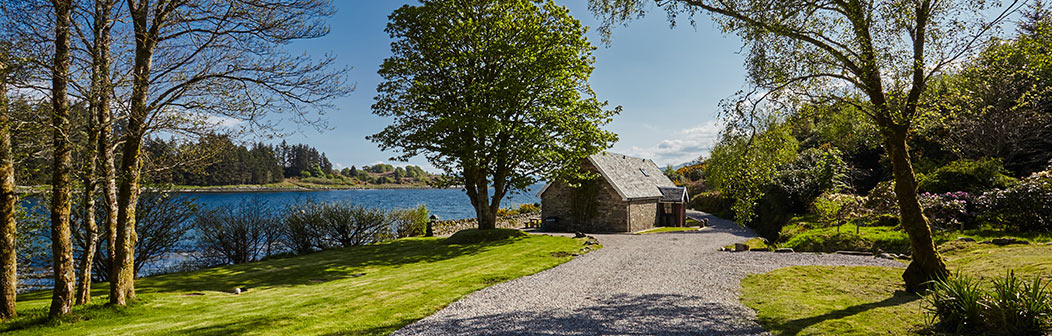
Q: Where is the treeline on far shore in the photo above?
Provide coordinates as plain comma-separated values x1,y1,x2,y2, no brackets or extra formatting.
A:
16,131,435,187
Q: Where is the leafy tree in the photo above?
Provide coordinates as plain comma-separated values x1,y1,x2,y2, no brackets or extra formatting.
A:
589,0,1020,292
935,12,1052,176
371,0,618,230
705,122,798,223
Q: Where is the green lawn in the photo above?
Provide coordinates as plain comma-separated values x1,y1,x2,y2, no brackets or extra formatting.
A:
2,234,589,335
741,243,1052,335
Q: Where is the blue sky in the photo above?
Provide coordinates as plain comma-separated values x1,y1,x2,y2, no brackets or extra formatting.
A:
279,1,748,171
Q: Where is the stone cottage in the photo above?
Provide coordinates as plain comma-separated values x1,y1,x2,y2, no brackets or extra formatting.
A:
538,152,688,233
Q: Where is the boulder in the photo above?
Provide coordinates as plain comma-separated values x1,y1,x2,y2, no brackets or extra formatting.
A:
774,248,794,253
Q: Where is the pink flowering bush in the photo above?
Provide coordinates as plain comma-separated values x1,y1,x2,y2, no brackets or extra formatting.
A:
919,191,975,231
977,169,1052,233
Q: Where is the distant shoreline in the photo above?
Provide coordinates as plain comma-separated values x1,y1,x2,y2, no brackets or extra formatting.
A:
15,184,459,195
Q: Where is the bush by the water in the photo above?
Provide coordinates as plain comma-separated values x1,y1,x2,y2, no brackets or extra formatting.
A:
282,200,421,253
445,229,526,245
927,272,1052,335
918,159,1017,194
194,199,282,265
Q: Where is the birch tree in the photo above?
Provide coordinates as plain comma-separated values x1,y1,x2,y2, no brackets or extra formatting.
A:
589,0,1020,291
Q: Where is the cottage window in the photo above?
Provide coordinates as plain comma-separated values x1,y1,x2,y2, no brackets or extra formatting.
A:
639,168,649,177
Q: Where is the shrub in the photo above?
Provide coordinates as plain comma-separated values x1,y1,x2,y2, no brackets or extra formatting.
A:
689,191,735,220
320,202,391,247
918,159,1017,194
771,146,848,212
392,204,429,238
863,180,899,216
919,191,976,231
813,193,865,230
444,228,526,245
927,272,1052,335
283,199,328,254
978,169,1052,233
518,203,540,214
927,273,987,334
749,187,795,242
988,272,1052,335
194,200,278,265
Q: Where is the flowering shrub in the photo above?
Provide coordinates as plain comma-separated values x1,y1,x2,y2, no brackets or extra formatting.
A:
977,169,1052,232
919,191,975,230
864,181,898,216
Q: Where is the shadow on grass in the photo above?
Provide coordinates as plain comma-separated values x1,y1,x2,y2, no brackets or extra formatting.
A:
7,236,526,333
140,237,520,293
0,300,135,333
765,290,921,336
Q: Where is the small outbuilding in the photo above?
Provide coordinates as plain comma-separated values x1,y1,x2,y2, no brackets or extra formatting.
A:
538,152,688,233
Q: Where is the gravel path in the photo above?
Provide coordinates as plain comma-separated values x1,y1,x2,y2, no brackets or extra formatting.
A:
393,211,902,336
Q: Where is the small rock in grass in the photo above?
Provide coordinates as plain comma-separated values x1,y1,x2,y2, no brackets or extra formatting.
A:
232,288,242,295
733,243,750,252
774,248,794,253
574,231,587,238
878,253,895,259
956,237,976,242
351,273,367,277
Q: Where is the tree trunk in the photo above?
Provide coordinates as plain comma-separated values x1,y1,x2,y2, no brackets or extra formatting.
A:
885,126,949,292
94,0,118,280
0,54,18,321
75,127,99,305
49,0,76,317
77,0,114,305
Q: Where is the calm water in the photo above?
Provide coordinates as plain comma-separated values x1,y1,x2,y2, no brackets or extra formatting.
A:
182,184,543,220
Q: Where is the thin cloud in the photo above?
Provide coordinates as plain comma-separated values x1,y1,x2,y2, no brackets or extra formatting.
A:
620,120,721,167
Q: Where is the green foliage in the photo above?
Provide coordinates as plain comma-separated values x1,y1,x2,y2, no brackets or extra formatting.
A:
705,123,798,223
918,159,1017,194
392,204,430,238
813,193,865,230
370,0,618,227
772,146,849,211
927,272,1052,335
444,229,527,245
780,224,912,254
978,168,1052,232
688,191,735,220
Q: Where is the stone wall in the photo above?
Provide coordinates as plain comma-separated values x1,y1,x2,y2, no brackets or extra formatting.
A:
627,201,658,232
541,161,632,233
431,213,540,236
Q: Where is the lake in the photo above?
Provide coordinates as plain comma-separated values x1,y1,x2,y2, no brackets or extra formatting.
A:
182,183,543,219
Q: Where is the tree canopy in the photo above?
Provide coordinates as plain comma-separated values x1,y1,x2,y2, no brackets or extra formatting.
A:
370,0,619,230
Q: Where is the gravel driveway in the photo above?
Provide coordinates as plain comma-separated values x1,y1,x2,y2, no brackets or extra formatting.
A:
393,211,902,336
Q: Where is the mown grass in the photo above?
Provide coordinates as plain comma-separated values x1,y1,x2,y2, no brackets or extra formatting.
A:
741,243,1052,335
1,234,589,335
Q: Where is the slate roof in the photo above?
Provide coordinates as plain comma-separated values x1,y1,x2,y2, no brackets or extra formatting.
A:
538,152,683,202
658,186,688,203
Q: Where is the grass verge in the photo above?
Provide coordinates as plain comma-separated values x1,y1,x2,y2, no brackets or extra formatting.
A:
741,243,1052,335
2,234,590,335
